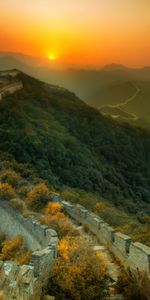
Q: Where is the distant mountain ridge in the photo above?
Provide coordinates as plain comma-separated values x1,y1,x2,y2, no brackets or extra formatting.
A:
0,52,150,128
102,64,127,71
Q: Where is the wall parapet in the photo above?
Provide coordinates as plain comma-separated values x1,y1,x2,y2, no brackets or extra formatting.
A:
61,199,150,274
0,201,58,300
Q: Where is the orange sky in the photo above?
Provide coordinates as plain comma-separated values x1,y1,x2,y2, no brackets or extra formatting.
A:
0,0,150,67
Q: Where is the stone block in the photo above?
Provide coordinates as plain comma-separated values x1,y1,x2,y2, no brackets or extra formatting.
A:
128,242,150,273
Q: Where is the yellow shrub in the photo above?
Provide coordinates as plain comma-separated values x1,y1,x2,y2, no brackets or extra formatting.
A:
0,291,5,300
48,236,108,300
0,235,24,261
0,183,16,200
0,234,31,265
26,182,49,210
1,170,21,188
45,202,62,215
0,232,6,252
58,236,80,260
17,250,31,265
43,210,74,238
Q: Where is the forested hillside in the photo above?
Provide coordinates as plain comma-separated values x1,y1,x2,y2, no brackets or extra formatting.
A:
1,71,150,218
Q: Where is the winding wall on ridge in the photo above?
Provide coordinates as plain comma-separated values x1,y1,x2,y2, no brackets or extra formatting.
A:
0,196,150,299
0,69,23,101
0,202,58,300
0,82,23,101
60,200,150,274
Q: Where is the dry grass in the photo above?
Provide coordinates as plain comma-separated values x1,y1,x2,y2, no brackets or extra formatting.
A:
0,291,6,300
117,269,150,300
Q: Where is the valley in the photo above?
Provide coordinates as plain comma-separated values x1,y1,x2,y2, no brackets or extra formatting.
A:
99,83,140,121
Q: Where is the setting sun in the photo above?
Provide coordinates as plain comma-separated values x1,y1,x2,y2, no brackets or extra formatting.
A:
0,0,150,67
48,54,56,61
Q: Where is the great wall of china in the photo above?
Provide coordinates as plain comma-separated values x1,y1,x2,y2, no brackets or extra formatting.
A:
0,197,150,299
0,70,23,101
0,70,149,298
61,200,150,274
51,196,150,275
0,202,58,300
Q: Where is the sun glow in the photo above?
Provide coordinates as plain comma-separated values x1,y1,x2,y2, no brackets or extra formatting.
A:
48,54,56,61
0,0,149,67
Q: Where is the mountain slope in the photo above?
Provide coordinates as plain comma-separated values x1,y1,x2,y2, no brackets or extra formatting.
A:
0,52,150,128
1,71,150,216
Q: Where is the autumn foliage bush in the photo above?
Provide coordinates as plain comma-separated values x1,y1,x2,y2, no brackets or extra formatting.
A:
40,202,74,238
0,291,5,300
1,169,21,188
117,269,150,300
26,182,49,210
0,182,16,200
42,202,108,299
48,235,108,300
45,202,63,215
0,232,6,252
0,235,30,265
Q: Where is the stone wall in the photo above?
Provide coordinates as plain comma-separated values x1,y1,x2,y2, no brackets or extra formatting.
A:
1,197,149,298
0,70,19,77
0,202,58,300
61,200,150,274
0,81,23,101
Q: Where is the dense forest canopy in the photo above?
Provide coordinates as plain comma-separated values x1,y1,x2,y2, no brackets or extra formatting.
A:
1,71,150,217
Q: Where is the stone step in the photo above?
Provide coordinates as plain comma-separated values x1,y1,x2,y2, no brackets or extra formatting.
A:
106,295,124,300
93,245,106,252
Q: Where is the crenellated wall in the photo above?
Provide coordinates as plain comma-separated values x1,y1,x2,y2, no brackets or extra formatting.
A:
61,200,150,274
0,202,58,300
1,196,149,298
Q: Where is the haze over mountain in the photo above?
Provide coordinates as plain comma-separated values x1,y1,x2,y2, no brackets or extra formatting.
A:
0,52,150,128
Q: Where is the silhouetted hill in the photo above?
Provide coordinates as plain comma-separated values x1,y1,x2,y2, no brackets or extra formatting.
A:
0,52,150,128
1,70,150,217
102,64,127,71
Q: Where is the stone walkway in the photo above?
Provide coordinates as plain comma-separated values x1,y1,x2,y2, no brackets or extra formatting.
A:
69,220,124,300
32,209,124,299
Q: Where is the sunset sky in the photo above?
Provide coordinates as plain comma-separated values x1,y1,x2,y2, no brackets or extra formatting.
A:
0,0,150,67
